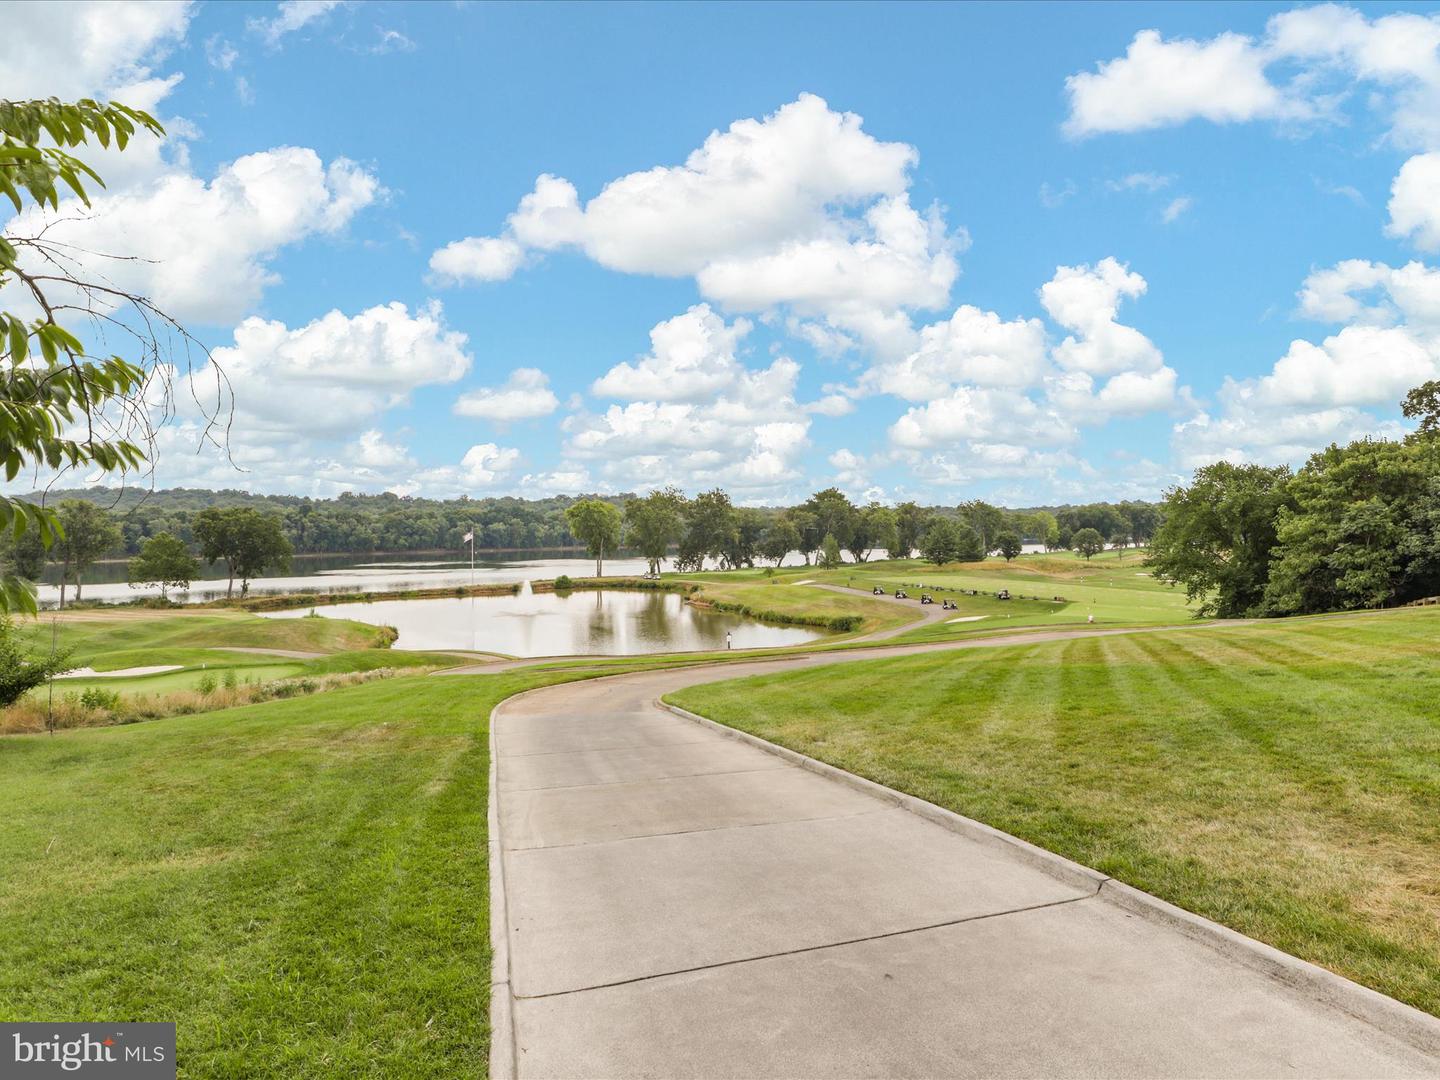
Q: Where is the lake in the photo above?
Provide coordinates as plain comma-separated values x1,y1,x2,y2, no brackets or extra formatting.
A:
37,551,655,607
38,546,905,608
260,587,826,656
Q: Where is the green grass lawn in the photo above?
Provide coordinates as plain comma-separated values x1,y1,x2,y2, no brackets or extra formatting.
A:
6,609,435,713
804,552,1195,635
40,608,394,668
681,575,918,636
654,553,1195,644
668,607,1440,1017
42,649,463,701
0,664,655,1077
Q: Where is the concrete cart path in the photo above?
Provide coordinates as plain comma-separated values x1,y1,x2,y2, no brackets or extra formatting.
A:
491,656,1440,1079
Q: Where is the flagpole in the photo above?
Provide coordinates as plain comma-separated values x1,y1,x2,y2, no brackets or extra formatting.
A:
469,523,475,590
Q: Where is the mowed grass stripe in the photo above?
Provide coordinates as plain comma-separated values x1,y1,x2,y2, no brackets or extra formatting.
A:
0,666,659,1078
667,610,1440,1016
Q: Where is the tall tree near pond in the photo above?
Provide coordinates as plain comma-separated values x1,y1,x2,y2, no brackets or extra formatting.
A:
0,98,223,613
996,531,1023,561
893,501,926,559
1146,462,1294,617
193,507,293,598
726,507,767,570
758,517,801,567
564,499,623,577
55,500,121,607
128,532,201,600
677,489,738,571
802,488,856,552
786,507,819,565
624,487,686,575
848,503,897,563
959,499,1005,552
1072,528,1106,560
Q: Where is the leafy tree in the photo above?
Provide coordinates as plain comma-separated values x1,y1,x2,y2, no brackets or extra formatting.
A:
786,508,819,564
758,517,801,567
846,502,897,562
679,488,738,571
1109,530,1131,554
128,531,200,599
193,507,293,598
959,499,1005,552
802,488,856,550
1072,528,1105,560
996,530,1023,561
1119,501,1161,546
893,501,926,558
1402,379,1440,437
0,97,213,612
818,533,843,569
919,517,960,565
723,507,767,569
954,522,985,562
0,616,73,707
1262,437,1440,614
54,500,120,606
624,487,685,575
0,526,45,586
1400,476,1440,600
1043,521,1063,551
563,498,623,577
1146,462,1294,617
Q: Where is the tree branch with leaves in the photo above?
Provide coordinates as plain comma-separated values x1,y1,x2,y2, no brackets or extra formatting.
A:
0,97,228,612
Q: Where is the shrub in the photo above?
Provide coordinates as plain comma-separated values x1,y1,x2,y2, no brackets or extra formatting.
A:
554,574,573,590
222,669,238,691
79,687,122,712
197,672,218,695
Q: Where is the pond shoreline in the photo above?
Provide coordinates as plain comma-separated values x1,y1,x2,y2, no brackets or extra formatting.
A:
259,585,829,656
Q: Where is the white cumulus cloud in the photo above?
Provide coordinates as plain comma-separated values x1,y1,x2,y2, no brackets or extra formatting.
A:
454,368,560,422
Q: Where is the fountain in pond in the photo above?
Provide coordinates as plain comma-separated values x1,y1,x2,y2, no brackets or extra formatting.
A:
518,579,533,596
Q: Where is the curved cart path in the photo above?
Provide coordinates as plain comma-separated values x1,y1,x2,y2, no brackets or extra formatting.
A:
488,639,1440,1078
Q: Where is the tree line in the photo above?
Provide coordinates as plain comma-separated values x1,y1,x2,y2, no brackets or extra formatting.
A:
2,484,1162,602
1148,381,1440,617
563,487,1162,575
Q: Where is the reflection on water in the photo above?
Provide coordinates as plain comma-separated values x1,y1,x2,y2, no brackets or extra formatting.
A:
261,589,825,656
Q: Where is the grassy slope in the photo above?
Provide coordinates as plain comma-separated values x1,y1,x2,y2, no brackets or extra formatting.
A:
792,552,1194,639
13,609,437,703
42,608,393,667
0,666,641,1078
683,574,917,636
669,608,1440,1016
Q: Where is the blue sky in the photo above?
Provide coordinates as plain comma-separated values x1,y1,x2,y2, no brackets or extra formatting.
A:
5,1,1440,505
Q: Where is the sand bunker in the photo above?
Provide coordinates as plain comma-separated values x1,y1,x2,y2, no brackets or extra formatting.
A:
56,665,183,679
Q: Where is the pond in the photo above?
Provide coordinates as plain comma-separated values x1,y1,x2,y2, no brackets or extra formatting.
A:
260,587,827,656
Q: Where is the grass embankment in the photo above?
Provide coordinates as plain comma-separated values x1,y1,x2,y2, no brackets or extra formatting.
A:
669,608,1440,1016
6,609,458,733
0,662,658,1077
682,574,912,635
50,608,395,664
794,551,1193,640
